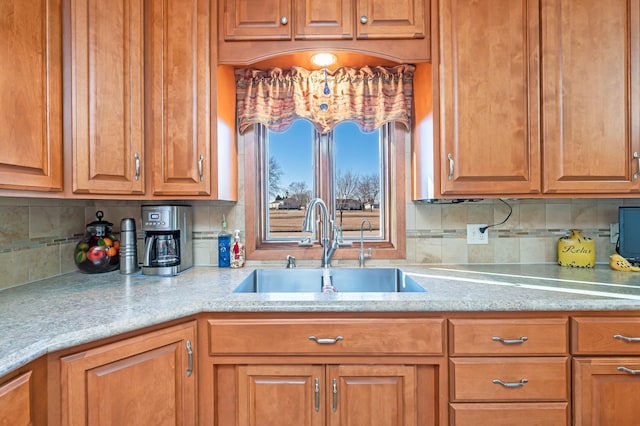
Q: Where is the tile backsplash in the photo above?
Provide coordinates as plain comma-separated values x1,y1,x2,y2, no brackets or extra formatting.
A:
0,194,635,290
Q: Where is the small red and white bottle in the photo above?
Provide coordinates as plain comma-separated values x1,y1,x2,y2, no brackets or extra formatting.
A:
230,229,245,268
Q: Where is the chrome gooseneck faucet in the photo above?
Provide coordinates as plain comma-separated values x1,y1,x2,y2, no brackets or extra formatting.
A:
302,198,339,268
359,219,373,267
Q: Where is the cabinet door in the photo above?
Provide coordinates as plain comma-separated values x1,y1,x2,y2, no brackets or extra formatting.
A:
542,0,640,194
438,0,541,195
237,365,324,426
0,372,31,426
223,0,292,40
356,0,426,39
574,357,640,426
0,0,62,192
70,0,145,194
327,365,417,426
148,0,211,196
295,0,353,40
60,322,196,426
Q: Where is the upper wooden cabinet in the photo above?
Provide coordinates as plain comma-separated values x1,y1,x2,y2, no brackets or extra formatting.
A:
356,0,426,39
433,0,640,198
66,0,236,199
437,0,541,196
219,0,431,64
147,0,213,196
223,0,424,41
69,0,145,195
224,0,294,40
0,0,63,192
542,0,640,194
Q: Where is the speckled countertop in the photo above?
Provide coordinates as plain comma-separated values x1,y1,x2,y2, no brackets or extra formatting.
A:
2,263,640,377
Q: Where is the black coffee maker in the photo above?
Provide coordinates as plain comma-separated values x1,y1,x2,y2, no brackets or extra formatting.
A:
141,205,193,276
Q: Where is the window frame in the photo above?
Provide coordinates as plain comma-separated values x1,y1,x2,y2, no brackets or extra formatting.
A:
243,122,407,262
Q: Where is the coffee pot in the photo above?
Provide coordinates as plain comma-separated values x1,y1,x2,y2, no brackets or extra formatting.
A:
141,205,193,276
144,234,179,267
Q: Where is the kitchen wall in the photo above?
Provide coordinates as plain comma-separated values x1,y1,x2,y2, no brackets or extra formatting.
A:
0,135,635,290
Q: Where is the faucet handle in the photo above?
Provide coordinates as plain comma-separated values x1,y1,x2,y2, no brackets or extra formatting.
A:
333,223,353,246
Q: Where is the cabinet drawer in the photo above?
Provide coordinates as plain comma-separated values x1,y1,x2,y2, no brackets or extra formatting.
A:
449,318,568,355
572,317,640,354
450,357,569,402
208,318,444,355
449,402,569,426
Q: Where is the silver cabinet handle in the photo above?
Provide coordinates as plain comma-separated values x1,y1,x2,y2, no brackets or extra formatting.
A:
314,378,320,412
308,336,344,344
447,153,454,180
614,334,640,343
186,340,193,377
360,16,368,24
281,16,288,25
134,152,140,181
633,152,639,180
198,154,205,182
332,378,338,412
492,378,528,388
492,336,528,345
618,366,640,375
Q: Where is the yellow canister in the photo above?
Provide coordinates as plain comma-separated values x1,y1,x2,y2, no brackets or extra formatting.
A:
557,229,595,268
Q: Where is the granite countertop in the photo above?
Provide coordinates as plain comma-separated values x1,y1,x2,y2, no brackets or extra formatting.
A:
2,263,640,377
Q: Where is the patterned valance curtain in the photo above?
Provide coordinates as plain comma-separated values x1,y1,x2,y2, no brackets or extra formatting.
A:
235,65,415,134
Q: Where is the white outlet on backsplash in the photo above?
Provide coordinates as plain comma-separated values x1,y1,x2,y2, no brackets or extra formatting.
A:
610,223,619,244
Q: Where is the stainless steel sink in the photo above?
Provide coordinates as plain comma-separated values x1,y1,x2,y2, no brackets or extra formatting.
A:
233,268,426,293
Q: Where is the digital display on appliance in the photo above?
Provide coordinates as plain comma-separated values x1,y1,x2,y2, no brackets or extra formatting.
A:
149,213,160,220
618,207,640,263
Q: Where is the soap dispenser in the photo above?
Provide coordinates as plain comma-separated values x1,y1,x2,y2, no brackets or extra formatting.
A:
230,229,245,268
217,215,231,267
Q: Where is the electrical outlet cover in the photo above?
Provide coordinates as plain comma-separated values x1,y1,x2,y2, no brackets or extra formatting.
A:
467,224,489,245
610,223,619,244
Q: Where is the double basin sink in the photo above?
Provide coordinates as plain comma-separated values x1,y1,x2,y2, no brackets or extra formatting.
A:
233,267,426,293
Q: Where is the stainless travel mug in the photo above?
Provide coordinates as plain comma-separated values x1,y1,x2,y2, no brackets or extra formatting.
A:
119,218,139,274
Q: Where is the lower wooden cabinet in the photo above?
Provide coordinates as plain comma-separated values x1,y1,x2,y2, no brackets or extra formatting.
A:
450,357,569,402
572,316,640,425
449,402,569,426
448,317,570,425
59,321,196,426
573,358,640,426
0,372,33,426
216,363,437,426
0,357,47,426
207,315,446,425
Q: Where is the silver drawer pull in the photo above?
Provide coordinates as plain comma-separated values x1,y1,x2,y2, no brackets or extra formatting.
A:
492,336,528,345
618,366,640,375
332,378,338,412
614,334,640,343
185,340,193,377
309,336,344,344
447,153,454,180
492,378,528,388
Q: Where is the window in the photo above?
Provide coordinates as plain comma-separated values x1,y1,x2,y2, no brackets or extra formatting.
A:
244,122,406,262
238,64,412,262
264,119,384,242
